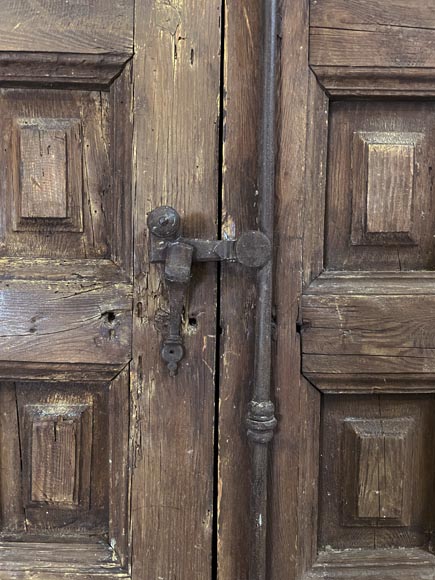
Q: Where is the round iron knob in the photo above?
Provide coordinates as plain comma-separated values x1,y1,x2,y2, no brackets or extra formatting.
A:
147,206,181,239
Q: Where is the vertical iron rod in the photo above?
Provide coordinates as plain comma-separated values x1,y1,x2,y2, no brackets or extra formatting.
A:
246,1,278,579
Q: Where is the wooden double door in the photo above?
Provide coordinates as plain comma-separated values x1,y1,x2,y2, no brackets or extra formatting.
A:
1,1,435,579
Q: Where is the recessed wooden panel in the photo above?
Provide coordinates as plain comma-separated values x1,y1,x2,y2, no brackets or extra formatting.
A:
366,143,414,234
17,383,108,533
0,89,112,259
24,404,92,509
19,123,67,219
326,101,435,270
350,132,419,246
13,118,83,233
342,418,414,527
0,382,110,535
319,395,435,550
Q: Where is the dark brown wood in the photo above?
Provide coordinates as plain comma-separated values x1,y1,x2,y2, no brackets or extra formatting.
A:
318,395,435,550
0,53,130,88
312,66,435,98
218,0,261,577
302,273,435,384
130,0,220,578
108,366,131,569
269,0,315,579
0,3,135,576
325,101,435,271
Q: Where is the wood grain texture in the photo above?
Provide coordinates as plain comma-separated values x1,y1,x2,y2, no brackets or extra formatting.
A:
130,0,220,578
351,132,419,246
302,73,329,289
0,0,133,54
310,27,435,68
218,0,261,578
108,366,131,569
0,89,110,259
19,123,67,219
110,63,133,276
310,0,435,30
307,548,435,580
0,275,131,366
366,143,414,234
0,53,130,88
0,382,114,538
342,418,414,526
302,273,435,381
271,0,315,578
325,101,435,271
0,541,129,578
313,65,435,97
318,395,435,550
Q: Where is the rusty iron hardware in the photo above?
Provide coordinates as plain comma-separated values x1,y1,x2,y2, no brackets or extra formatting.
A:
147,205,272,375
148,0,278,575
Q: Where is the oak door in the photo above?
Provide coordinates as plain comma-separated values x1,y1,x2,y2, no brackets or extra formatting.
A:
293,1,435,578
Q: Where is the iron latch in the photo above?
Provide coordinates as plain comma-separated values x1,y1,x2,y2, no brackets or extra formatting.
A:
147,206,272,375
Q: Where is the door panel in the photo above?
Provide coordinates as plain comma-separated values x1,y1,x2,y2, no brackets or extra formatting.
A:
0,6,134,577
296,0,435,578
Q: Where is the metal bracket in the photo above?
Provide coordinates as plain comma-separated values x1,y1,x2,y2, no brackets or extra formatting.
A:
147,205,272,375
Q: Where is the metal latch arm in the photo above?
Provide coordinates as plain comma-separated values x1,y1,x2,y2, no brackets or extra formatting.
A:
147,205,271,375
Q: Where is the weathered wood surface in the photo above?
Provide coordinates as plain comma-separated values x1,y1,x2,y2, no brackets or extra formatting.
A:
306,548,435,580
108,366,131,569
318,395,434,550
311,0,435,30
0,0,133,55
325,101,435,271
130,0,220,578
310,27,435,68
0,275,131,366
0,89,111,259
217,0,261,577
312,66,435,98
0,541,129,578
269,0,317,578
0,53,130,88
302,274,435,379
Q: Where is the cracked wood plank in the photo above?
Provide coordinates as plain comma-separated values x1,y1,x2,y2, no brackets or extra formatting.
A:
130,0,220,578
218,0,260,577
0,274,131,366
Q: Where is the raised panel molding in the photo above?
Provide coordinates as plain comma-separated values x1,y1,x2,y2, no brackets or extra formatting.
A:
318,395,435,550
311,66,435,98
351,132,421,246
24,404,92,509
12,118,83,233
342,417,415,527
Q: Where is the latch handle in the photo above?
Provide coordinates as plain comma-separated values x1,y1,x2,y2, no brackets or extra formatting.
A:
147,206,271,375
